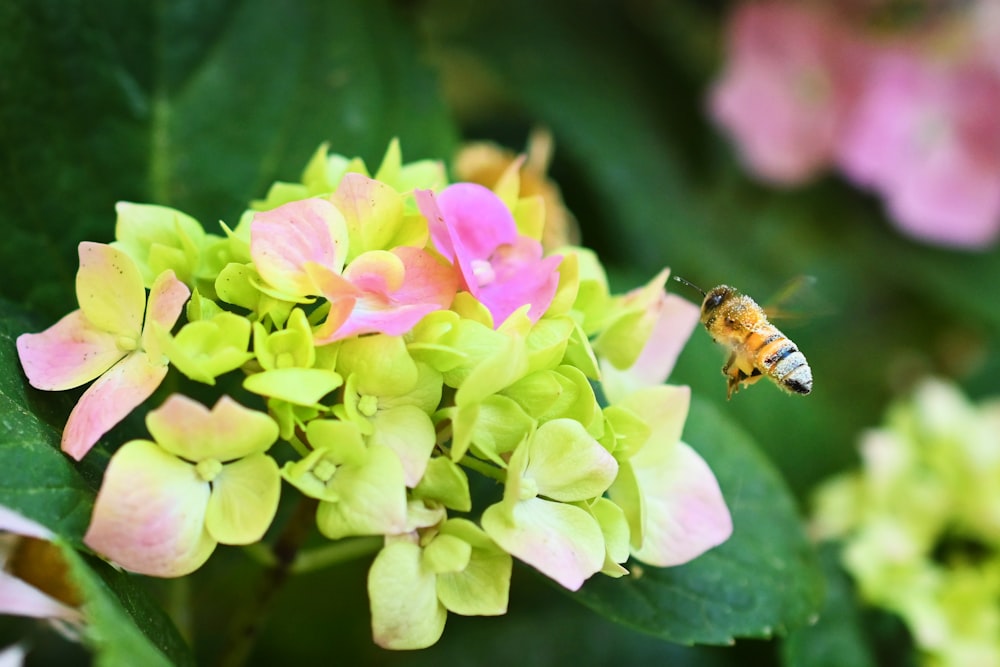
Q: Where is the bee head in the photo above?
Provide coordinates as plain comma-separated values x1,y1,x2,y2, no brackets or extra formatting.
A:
702,285,737,316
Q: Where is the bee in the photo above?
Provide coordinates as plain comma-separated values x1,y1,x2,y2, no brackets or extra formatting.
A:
675,277,813,400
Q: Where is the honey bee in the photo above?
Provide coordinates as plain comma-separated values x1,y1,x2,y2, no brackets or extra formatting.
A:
675,277,813,400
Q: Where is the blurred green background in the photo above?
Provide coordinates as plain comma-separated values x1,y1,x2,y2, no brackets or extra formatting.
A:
3,0,996,664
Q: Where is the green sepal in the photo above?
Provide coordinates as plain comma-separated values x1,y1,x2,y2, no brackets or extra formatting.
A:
254,308,315,371
215,262,297,327
153,312,253,385
591,268,670,370
112,201,207,289
422,533,472,575
588,497,631,576
186,289,224,322
603,404,653,460
243,368,343,406
412,457,472,512
545,249,580,317
562,319,601,380
524,316,574,372
314,444,408,539
435,519,512,617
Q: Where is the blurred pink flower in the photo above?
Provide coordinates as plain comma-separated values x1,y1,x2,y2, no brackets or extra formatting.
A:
709,1,865,184
837,50,1000,247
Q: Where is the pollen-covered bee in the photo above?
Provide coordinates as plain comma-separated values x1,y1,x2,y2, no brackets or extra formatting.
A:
675,277,813,400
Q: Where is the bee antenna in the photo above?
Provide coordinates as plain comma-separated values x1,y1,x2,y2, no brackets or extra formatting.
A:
672,275,706,297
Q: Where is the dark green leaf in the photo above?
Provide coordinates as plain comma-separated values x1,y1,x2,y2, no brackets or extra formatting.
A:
62,547,196,667
0,0,457,319
781,543,877,667
0,303,97,543
570,396,824,645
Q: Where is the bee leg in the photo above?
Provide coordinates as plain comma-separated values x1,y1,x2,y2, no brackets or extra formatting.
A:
725,365,763,400
722,354,741,400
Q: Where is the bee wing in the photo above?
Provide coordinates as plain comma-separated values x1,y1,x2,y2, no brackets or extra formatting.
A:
763,275,831,323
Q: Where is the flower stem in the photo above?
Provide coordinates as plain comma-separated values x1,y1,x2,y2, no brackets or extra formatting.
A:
214,496,318,667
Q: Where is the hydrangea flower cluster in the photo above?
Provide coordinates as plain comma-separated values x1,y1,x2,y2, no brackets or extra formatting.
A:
16,141,732,649
710,0,1000,249
812,379,1000,667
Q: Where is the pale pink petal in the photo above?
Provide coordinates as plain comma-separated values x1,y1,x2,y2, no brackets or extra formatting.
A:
0,506,52,540
414,189,455,262
601,294,700,403
481,498,605,591
83,440,215,577
836,51,1000,248
836,50,919,189
630,441,732,566
74,242,145,336
62,353,168,460
146,394,279,463
620,384,692,451
0,572,81,623
250,198,350,298
0,642,28,667
143,270,190,333
886,149,1000,247
16,311,123,391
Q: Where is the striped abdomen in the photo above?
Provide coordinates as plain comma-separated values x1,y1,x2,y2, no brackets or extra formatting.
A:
748,327,812,395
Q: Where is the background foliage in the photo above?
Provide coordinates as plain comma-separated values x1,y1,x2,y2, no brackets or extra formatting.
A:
3,0,996,664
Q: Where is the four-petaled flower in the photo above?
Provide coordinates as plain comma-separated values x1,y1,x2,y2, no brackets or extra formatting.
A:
83,395,282,577
16,242,189,460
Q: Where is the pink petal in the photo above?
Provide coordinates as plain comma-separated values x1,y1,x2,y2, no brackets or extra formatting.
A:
434,183,519,261
0,572,81,623
836,51,1000,247
601,293,700,402
381,246,458,307
414,189,455,263
83,440,215,577
61,353,168,460
143,269,190,333
320,248,457,341
16,311,123,391
306,263,361,344
250,198,349,298
630,441,732,566
475,238,562,324
709,2,865,184
75,242,146,336
481,498,605,591
0,506,52,540
146,394,279,462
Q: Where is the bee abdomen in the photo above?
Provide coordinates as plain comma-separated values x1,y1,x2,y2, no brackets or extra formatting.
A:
758,337,813,395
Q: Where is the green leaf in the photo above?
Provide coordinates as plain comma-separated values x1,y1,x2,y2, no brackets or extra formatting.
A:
781,543,877,667
0,304,97,542
569,396,824,644
0,0,457,320
64,548,196,667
